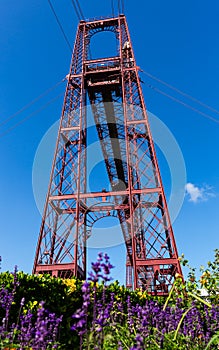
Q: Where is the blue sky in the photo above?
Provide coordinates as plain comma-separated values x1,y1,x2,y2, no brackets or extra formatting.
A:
0,0,219,283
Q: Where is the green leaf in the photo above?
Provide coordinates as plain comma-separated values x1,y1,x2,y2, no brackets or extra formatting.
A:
205,332,219,349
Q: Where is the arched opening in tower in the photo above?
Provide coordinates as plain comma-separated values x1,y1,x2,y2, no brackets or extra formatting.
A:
86,215,126,285
89,31,118,59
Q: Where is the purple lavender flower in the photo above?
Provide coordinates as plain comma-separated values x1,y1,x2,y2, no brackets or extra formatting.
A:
130,335,144,350
71,280,91,349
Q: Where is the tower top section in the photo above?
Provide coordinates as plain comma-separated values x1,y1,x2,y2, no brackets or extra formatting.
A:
79,13,125,24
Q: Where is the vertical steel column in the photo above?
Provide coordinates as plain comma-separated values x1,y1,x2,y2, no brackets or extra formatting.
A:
33,20,86,279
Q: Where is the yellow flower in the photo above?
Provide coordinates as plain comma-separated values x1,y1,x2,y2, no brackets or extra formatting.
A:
23,300,39,314
140,293,147,299
89,281,99,288
63,278,77,293
202,271,211,277
200,278,207,285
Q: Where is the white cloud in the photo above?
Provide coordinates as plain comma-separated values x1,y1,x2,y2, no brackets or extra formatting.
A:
185,182,215,203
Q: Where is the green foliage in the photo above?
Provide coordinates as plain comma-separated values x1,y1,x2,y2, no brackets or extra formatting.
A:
0,271,83,347
0,249,219,348
177,249,219,305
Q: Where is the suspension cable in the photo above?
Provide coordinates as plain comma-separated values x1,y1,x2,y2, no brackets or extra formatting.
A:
47,0,73,53
0,93,64,138
0,78,65,129
141,69,219,116
71,0,81,21
111,0,115,17
118,0,121,14
75,0,85,20
144,82,219,125
71,0,92,58
121,0,125,13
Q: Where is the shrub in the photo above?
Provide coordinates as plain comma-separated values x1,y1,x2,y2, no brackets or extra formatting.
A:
0,250,219,349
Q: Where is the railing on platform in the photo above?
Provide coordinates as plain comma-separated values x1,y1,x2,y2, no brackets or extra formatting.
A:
85,57,120,73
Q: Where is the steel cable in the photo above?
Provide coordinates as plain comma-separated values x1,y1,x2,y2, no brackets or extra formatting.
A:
144,82,219,125
71,0,81,21
0,93,64,138
75,0,85,20
141,69,219,116
118,0,121,14
111,0,115,17
48,0,73,53
121,0,125,13
0,78,65,129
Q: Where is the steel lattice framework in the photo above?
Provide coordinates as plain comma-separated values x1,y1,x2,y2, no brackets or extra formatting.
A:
33,15,182,294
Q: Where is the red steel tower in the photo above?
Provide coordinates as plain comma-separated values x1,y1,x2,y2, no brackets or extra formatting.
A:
33,15,182,294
